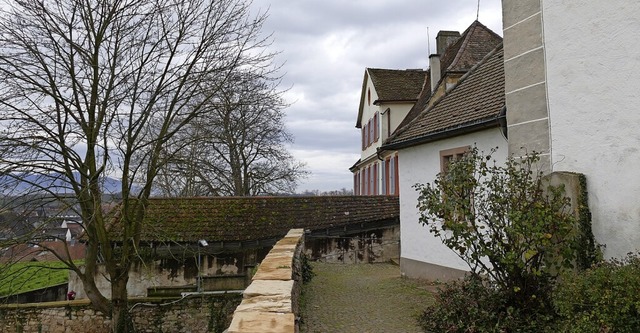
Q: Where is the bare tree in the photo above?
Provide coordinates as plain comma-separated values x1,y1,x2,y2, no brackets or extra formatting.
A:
0,0,271,330
154,71,308,196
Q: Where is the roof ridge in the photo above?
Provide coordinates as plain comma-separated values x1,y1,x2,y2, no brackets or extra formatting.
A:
381,42,504,150
447,22,477,71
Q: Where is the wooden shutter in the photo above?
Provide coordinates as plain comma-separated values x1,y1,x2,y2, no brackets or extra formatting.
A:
373,163,378,195
394,155,399,195
389,156,395,195
381,160,387,195
374,112,379,142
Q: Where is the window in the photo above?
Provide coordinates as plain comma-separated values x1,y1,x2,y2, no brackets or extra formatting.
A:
367,88,371,106
440,146,471,173
354,172,359,195
439,146,473,224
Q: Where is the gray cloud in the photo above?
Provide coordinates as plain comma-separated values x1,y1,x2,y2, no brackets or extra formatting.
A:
251,0,503,191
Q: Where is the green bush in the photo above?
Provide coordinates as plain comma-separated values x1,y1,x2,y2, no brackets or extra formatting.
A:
554,253,640,333
418,276,556,333
415,148,578,309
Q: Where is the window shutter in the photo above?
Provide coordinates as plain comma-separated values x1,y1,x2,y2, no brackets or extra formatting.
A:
394,155,399,195
361,127,365,150
374,112,379,142
389,157,395,195
381,161,387,195
373,163,378,195
368,118,374,146
363,123,368,148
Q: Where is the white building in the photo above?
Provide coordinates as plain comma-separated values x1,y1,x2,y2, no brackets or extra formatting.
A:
502,1,640,259
350,68,426,196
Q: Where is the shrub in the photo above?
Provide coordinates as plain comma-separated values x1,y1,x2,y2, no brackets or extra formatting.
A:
418,276,556,333
415,148,578,309
554,253,640,333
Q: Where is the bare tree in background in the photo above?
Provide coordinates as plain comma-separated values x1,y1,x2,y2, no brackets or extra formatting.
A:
0,0,271,330
154,71,308,196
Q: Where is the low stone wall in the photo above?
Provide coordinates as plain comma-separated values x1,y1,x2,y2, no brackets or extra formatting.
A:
0,294,241,333
227,229,304,333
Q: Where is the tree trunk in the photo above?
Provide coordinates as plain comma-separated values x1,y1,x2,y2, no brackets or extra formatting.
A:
111,272,134,333
80,274,111,315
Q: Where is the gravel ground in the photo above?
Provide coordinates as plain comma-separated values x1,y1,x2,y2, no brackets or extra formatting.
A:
299,262,435,333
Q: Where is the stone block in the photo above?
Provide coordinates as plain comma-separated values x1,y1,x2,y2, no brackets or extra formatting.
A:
503,0,541,28
235,295,292,313
506,83,548,125
243,280,294,298
504,13,543,60
508,119,550,155
227,311,295,333
505,47,546,93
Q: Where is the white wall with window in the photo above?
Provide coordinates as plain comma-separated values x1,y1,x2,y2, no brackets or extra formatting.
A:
397,128,507,277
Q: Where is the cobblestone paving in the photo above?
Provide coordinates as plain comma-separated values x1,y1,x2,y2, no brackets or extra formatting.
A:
299,262,435,333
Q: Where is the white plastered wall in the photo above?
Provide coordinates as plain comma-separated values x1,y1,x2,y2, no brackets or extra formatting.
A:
398,128,508,271
542,2,640,258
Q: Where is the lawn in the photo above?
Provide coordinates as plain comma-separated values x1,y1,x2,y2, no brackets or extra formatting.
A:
0,261,81,296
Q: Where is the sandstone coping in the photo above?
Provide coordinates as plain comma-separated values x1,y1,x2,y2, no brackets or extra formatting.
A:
227,312,295,333
228,228,304,333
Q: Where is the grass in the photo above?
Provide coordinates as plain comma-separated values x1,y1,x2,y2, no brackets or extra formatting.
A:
0,260,82,296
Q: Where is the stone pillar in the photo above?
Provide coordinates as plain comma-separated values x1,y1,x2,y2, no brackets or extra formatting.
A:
502,0,551,171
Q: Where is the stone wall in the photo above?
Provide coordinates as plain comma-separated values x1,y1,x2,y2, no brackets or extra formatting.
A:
69,248,268,299
0,294,241,333
305,226,399,264
227,229,304,333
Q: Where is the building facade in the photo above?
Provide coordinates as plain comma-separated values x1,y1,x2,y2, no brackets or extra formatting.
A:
502,1,640,259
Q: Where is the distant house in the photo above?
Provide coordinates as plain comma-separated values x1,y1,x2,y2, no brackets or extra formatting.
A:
350,68,426,196
502,1,640,259
70,196,400,298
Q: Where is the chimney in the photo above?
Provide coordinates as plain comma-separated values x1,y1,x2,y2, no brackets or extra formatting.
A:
429,54,441,93
428,30,460,93
436,30,460,55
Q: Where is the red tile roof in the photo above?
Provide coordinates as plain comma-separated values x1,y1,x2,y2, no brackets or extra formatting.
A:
392,21,502,133
383,44,505,149
440,21,503,73
109,196,399,243
356,69,427,128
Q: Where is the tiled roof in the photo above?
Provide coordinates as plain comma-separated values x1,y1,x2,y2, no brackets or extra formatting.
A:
368,68,426,102
109,196,399,243
440,21,502,73
384,43,505,148
356,69,427,128
395,69,432,130
390,21,501,135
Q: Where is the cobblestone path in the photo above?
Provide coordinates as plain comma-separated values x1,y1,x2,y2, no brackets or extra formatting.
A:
299,262,434,333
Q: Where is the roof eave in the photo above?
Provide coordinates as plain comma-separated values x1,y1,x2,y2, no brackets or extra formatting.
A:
381,116,503,151
373,98,418,105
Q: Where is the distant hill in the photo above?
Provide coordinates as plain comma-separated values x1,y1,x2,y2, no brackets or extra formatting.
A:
0,172,124,195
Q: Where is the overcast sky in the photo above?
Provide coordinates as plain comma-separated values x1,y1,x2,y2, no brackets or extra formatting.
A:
250,0,504,192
